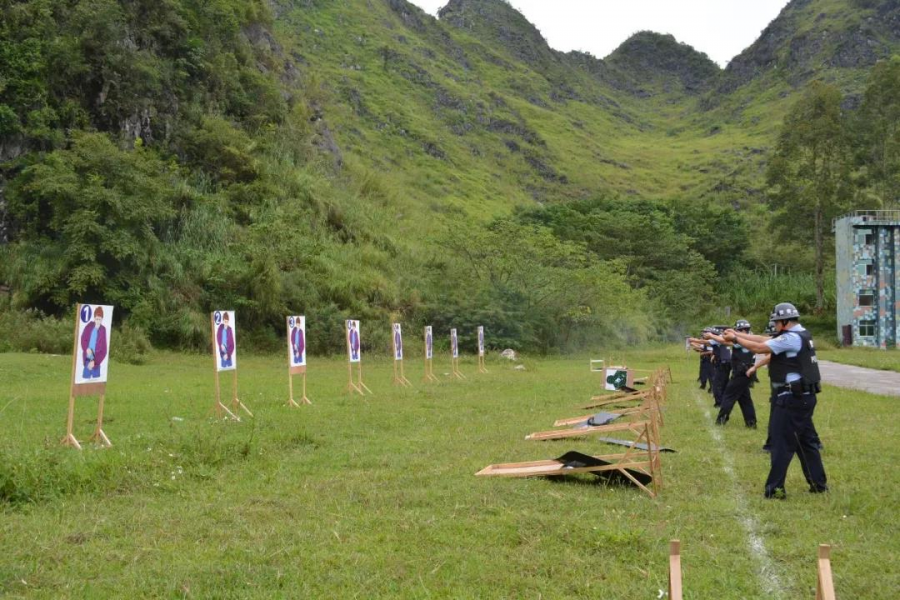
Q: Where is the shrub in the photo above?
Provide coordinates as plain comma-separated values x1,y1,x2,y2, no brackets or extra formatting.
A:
0,309,71,354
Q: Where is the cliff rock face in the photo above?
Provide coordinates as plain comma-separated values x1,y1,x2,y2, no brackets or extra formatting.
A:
719,0,900,94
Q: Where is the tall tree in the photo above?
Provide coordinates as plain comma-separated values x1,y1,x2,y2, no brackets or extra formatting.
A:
766,81,852,313
854,57,900,209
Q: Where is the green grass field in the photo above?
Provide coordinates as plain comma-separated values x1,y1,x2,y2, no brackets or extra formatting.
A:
1,347,898,599
819,347,900,373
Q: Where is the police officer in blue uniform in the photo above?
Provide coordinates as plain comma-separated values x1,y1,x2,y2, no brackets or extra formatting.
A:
724,302,828,499
706,319,758,428
697,328,714,392
708,327,731,408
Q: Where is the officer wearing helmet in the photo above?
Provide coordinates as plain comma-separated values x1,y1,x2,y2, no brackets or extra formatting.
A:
704,319,758,428
696,327,715,392
723,302,827,499
705,326,731,408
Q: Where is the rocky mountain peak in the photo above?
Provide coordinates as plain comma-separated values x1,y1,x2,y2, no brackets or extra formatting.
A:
438,0,557,67
606,31,721,94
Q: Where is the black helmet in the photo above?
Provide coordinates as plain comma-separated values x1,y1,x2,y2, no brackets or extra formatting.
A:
770,302,800,322
764,320,777,336
734,319,751,331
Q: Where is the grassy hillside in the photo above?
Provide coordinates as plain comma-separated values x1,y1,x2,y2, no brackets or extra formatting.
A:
1,0,899,350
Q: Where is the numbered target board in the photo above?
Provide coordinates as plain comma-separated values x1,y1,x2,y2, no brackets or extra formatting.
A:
347,320,361,363
74,304,114,386
212,310,237,372
287,315,306,373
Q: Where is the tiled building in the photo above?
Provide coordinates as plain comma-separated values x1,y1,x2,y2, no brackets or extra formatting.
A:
834,211,900,348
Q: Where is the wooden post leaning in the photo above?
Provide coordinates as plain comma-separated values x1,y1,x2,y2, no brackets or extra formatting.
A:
345,320,371,396
391,324,412,387
450,329,465,379
63,303,113,449
392,356,412,387
669,540,683,600
423,353,440,383
288,366,311,407
211,312,240,421
347,360,372,396
816,544,836,600
347,360,364,396
422,326,439,383
476,326,488,373
286,316,311,407
451,355,466,379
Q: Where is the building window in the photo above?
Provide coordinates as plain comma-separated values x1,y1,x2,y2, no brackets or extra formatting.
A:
858,320,876,338
858,290,875,307
856,261,875,277
856,229,874,245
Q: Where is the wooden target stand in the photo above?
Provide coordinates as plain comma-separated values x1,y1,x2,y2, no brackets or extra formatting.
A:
450,355,466,379
288,365,311,407
477,352,488,374
392,357,412,387
347,360,372,396
423,354,440,383
62,306,111,449
210,315,252,421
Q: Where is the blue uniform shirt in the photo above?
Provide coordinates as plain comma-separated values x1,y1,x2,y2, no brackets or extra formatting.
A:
765,324,807,384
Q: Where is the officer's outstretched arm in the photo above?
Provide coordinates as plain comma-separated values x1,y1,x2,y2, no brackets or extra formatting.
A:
703,331,731,346
724,329,771,354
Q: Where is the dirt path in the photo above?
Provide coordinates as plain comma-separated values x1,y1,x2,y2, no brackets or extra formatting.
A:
819,360,900,397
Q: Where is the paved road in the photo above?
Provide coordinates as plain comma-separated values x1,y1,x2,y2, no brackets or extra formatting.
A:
819,360,900,397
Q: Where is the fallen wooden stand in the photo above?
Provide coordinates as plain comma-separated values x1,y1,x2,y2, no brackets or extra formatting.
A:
476,445,660,497
582,389,650,410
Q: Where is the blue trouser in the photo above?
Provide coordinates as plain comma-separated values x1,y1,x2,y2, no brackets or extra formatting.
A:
699,359,713,389
712,363,731,406
716,368,756,426
82,360,101,379
764,390,827,497
220,356,232,368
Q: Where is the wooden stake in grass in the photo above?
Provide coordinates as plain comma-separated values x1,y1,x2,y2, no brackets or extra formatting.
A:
669,540,683,600
422,326,439,383
63,303,115,449
346,320,371,395
450,328,465,379
391,323,412,387
816,544,836,600
211,311,244,421
287,316,311,407
476,326,488,373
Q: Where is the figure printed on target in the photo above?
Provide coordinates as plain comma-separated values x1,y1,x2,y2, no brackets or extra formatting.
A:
80,306,108,379
217,312,235,369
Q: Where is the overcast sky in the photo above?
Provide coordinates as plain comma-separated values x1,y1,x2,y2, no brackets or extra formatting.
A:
406,0,792,68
